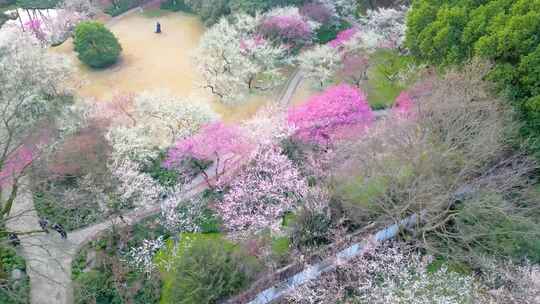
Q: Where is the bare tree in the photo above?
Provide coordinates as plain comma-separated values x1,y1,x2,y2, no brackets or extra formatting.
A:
332,61,539,266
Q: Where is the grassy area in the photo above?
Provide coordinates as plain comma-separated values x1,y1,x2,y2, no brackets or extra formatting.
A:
363,49,418,110
157,233,262,304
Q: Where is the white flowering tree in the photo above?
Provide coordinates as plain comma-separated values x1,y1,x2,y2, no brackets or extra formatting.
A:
299,26,385,89
160,194,211,234
0,27,72,221
297,44,341,88
195,13,287,104
359,6,408,49
105,91,218,165
125,236,165,276
60,0,101,17
327,0,358,18
216,146,308,233
108,160,164,209
241,104,294,147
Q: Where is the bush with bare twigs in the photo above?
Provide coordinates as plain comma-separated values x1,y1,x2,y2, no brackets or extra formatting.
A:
332,61,540,267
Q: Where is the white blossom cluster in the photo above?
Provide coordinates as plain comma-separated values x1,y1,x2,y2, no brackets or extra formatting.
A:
106,91,218,164
195,13,287,104
480,259,540,303
160,194,209,234
109,160,164,209
297,44,341,88
359,6,409,49
327,0,358,18
241,104,295,147
287,244,479,304
124,236,165,276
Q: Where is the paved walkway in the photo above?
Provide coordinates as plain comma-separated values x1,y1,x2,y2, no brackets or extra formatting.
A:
277,69,303,106
5,175,207,304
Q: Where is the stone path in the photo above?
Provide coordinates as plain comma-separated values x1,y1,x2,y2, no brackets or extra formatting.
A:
277,69,303,106
5,175,208,304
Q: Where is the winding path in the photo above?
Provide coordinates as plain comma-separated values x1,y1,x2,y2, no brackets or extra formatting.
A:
5,175,208,304
5,68,305,304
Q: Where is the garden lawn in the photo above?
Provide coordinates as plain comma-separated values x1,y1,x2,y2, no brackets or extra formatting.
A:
364,49,417,110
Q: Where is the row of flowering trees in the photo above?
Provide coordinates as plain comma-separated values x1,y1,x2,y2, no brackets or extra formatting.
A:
119,81,417,276
298,6,408,89
195,2,361,104
196,3,409,104
158,84,415,235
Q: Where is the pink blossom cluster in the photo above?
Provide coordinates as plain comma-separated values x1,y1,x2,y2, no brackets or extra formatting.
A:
163,122,252,169
392,92,415,119
328,27,358,48
341,53,369,85
216,146,308,232
288,84,374,144
0,147,34,187
260,15,313,47
239,34,267,54
24,19,47,42
300,2,335,24
0,129,50,187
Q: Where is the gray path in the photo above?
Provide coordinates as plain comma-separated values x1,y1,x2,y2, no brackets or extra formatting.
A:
4,175,207,304
277,70,303,106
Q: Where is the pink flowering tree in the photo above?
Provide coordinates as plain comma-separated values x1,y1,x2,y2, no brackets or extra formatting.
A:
164,122,253,186
288,84,374,145
328,27,358,48
24,19,47,43
0,146,35,190
216,146,308,233
392,92,415,119
260,7,315,49
300,2,336,25
341,53,370,87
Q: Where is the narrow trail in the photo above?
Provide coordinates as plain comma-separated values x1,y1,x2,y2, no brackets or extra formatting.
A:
5,175,208,304
277,69,303,106
5,68,305,304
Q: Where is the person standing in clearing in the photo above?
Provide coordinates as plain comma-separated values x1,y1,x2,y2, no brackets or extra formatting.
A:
156,21,161,34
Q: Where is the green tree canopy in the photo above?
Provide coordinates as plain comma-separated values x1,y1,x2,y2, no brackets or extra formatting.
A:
406,0,540,156
73,21,122,69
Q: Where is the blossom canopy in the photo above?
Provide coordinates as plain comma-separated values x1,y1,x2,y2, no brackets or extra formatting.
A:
163,122,252,168
288,84,374,144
